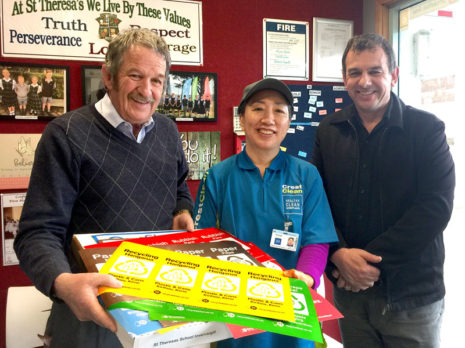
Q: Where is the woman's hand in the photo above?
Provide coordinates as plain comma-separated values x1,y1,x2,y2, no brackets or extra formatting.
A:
283,269,315,289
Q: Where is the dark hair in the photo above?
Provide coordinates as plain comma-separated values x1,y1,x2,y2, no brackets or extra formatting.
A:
342,33,396,76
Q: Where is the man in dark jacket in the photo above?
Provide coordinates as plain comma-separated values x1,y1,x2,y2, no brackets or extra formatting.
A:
312,33,455,348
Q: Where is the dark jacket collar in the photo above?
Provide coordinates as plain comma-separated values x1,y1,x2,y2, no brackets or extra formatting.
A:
330,92,406,130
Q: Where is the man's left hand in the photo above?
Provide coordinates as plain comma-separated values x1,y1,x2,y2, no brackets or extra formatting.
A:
172,211,194,231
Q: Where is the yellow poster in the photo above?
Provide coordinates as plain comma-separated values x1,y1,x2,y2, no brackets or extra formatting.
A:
99,241,295,322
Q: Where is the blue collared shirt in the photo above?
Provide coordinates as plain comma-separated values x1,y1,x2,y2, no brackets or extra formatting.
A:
193,149,337,348
95,93,155,143
194,149,337,270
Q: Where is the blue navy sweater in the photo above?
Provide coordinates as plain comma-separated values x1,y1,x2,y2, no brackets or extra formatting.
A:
14,104,193,297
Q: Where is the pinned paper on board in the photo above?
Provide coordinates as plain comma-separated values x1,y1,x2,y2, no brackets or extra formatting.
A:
281,84,352,160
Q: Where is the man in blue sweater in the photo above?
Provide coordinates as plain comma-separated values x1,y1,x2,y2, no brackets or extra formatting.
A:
14,28,194,348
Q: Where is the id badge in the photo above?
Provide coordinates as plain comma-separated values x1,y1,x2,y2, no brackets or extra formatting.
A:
270,229,299,252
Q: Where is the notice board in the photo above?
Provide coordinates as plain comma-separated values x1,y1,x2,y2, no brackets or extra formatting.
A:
281,84,352,161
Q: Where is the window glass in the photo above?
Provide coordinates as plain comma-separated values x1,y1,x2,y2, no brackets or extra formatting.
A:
396,0,463,144
392,1,463,346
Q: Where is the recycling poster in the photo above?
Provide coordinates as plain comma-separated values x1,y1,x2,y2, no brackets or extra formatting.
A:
99,241,296,322
109,277,323,342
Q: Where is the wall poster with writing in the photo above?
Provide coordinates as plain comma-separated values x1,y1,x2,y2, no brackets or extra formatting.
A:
180,131,220,180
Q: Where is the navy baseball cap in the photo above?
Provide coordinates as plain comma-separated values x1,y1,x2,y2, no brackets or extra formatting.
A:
238,78,293,114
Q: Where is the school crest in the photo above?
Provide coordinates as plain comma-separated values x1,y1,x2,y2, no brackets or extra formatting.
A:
96,13,121,42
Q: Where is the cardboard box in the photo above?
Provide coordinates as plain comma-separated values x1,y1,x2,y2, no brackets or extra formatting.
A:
76,228,284,271
73,229,341,346
71,230,180,272
73,230,264,346
111,308,232,348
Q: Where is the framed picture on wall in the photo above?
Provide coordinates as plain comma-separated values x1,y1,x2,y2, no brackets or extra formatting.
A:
0,133,42,190
0,62,69,119
1,192,26,266
81,65,105,105
312,17,353,82
180,131,220,180
158,71,217,122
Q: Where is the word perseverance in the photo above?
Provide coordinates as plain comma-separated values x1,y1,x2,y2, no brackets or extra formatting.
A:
9,30,82,46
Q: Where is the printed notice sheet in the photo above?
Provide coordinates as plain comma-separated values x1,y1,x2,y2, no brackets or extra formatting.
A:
263,18,309,80
99,241,295,322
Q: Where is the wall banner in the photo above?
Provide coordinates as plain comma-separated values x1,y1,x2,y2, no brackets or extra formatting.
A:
0,0,203,65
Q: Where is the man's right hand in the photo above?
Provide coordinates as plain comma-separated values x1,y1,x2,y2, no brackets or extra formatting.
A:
53,273,123,332
330,248,382,292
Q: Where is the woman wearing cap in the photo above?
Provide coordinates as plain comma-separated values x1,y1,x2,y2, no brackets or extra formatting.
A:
193,78,337,348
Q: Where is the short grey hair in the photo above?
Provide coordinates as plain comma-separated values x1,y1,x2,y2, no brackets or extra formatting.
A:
105,28,171,88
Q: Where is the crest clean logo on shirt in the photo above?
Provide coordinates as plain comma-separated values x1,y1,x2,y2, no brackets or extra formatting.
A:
282,184,303,215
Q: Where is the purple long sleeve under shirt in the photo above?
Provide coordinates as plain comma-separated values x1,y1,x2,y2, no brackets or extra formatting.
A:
296,243,329,289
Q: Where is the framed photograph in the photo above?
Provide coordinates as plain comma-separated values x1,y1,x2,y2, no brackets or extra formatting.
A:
312,18,353,82
158,71,217,122
180,131,220,180
81,65,105,105
0,133,42,190
0,62,69,119
1,192,26,266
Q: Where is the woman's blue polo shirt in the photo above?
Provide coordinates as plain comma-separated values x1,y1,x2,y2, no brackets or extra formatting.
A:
193,150,336,347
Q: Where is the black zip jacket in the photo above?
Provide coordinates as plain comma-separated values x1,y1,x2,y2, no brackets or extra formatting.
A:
312,92,455,311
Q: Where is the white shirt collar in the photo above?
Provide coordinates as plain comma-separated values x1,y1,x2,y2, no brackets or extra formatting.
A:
95,93,154,143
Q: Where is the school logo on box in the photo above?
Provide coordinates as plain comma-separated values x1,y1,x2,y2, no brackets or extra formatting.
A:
96,13,121,42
